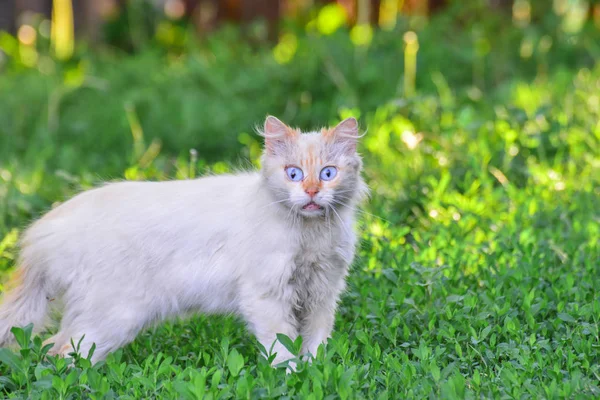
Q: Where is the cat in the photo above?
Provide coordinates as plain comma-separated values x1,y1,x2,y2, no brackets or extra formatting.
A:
0,116,368,367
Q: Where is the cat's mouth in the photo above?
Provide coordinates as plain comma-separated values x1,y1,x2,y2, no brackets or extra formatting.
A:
302,201,324,211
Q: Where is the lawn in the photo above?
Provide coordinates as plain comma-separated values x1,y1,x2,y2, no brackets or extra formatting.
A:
0,3,599,399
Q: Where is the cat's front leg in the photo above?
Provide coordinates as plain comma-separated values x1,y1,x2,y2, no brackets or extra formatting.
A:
300,267,348,359
300,287,344,359
239,289,298,367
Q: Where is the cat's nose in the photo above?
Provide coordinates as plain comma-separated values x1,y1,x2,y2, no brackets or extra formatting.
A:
305,188,319,197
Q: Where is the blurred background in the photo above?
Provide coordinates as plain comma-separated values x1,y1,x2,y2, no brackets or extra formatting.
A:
0,0,598,244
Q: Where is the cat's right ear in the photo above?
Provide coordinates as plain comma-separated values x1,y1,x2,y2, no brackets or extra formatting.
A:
262,116,298,155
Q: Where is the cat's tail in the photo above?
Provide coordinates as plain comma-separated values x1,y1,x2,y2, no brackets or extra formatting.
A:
0,265,50,346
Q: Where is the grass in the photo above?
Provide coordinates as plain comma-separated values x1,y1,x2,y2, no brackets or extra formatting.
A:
1,4,600,399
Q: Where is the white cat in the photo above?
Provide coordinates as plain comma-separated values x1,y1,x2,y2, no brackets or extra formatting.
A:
0,116,368,366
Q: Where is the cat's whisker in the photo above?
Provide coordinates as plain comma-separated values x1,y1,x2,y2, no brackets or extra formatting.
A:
330,199,391,225
332,189,357,194
331,199,351,208
326,207,333,244
330,198,352,207
329,205,352,237
332,190,359,198
332,196,357,205
261,198,290,209
267,189,290,197
285,203,299,228
331,194,354,201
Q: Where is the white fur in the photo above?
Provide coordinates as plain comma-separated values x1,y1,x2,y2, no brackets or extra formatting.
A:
0,117,367,366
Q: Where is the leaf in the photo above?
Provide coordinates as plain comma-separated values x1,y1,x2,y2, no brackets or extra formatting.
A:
276,333,297,355
355,330,369,345
173,381,196,400
52,376,65,393
226,349,244,378
430,362,441,382
65,370,79,386
78,357,91,369
557,313,576,323
446,295,464,303
293,335,303,354
235,375,249,399
338,367,356,400
87,369,100,389
0,348,22,372
11,324,32,350
86,343,96,361
255,340,268,358
211,369,222,388
32,376,53,390
0,376,16,391
382,269,398,283
479,325,492,341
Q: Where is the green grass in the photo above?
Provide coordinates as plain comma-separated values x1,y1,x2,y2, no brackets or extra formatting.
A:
1,5,600,399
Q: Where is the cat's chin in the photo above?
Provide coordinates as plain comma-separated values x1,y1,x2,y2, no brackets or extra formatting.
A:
299,209,325,218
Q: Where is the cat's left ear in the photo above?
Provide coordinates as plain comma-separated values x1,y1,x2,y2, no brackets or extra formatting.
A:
263,116,298,155
325,117,360,155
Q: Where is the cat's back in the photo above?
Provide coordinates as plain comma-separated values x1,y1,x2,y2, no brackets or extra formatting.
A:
47,172,257,214
22,172,265,246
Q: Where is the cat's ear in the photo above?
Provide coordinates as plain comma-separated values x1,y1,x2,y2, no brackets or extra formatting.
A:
263,116,298,155
325,117,360,155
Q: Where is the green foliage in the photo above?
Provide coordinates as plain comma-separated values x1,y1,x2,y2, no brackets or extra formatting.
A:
1,6,600,399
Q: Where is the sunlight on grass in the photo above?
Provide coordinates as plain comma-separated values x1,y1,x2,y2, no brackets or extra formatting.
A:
350,24,373,47
273,33,298,64
63,61,86,87
17,25,38,67
512,0,531,28
316,3,347,35
513,82,549,115
560,0,589,34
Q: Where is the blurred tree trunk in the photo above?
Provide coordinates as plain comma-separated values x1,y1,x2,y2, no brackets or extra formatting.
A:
370,0,380,24
193,0,226,32
403,0,430,15
183,0,199,17
223,0,242,20
0,0,16,33
7,0,53,32
429,0,447,14
240,0,280,41
282,0,313,18
72,0,104,42
17,0,52,17
338,0,357,24
589,2,600,25
489,0,513,11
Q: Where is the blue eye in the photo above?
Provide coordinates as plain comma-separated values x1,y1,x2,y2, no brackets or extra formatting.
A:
320,166,337,181
285,166,304,182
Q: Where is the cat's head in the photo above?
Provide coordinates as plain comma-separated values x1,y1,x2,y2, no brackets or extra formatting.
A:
260,116,367,218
